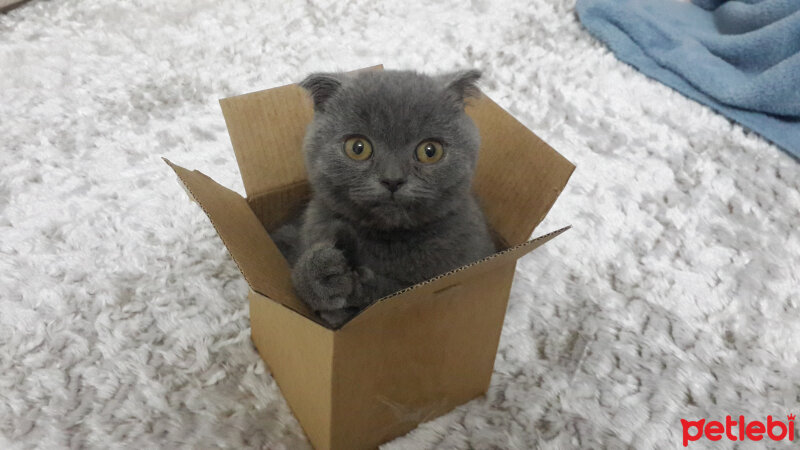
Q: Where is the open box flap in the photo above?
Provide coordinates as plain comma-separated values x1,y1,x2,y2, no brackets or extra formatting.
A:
340,225,571,331
467,95,575,247
164,158,313,318
219,85,313,199
219,65,384,200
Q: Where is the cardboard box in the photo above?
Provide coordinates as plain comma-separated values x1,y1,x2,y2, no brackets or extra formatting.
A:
165,65,574,450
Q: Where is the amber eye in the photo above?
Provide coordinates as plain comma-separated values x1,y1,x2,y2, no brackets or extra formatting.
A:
415,140,444,164
343,136,373,161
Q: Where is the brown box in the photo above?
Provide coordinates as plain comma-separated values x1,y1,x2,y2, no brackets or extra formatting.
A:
165,65,574,450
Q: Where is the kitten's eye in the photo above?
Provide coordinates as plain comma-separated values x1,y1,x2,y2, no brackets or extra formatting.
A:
343,136,373,161
415,140,444,164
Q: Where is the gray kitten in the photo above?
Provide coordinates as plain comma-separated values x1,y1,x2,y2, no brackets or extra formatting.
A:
273,69,496,328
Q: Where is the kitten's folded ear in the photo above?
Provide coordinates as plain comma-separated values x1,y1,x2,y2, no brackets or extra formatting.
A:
300,72,343,112
441,69,482,106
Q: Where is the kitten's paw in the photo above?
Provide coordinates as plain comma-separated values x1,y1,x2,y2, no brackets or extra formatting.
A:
293,243,356,311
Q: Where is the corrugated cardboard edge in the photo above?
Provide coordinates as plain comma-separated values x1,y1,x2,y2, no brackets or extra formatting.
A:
164,157,254,284
382,225,571,298
338,225,571,330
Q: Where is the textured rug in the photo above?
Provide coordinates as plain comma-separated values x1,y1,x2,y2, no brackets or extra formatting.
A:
1,0,798,448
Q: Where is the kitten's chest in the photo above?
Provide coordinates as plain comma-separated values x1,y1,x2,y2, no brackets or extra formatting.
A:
357,232,464,284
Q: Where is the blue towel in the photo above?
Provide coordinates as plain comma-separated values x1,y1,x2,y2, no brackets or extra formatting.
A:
577,0,800,159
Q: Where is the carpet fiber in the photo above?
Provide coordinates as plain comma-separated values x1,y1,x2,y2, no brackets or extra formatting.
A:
1,0,798,448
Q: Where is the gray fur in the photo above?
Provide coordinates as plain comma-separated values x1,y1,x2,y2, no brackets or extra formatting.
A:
277,69,496,328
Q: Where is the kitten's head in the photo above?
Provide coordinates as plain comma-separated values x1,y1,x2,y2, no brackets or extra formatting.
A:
300,69,482,230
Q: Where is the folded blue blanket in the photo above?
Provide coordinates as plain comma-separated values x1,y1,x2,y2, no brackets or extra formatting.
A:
577,0,800,159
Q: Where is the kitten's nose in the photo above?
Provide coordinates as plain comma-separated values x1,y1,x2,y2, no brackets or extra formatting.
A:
380,178,405,193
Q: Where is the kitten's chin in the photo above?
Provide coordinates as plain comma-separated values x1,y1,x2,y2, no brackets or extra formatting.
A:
366,203,418,230
334,197,429,231
320,188,450,231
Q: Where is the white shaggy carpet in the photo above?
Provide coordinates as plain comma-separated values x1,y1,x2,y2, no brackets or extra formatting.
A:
1,0,798,448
